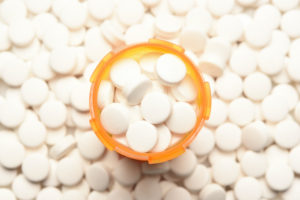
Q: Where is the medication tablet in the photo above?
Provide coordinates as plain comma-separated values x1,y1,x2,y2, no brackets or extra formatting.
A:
77,131,105,160
254,5,281,30
165,187,191,200
215,71,242,101
85,163,110,191
261,94,289,122
0,23,11,51
168,0,195,15
134,177,162,200
152,125,171,152
110,58,141,88
269,30,290,55
0,189,16,200
216,15,243,43
70,81,90,112
97,81,114,109
215,123,241,151
287,57,300,82
59,2,87,30
171,76,197,102
112,158,141,186
0,0,27,24
141,92,171,124
39,100,67,128
189,127,215,156
116,0,144,26
124,23,153,45
241,151,267,177
282,179,300,200
245,20,272,48
139,53,160,79
87,0,114,21
185,8,212,34
0,139,25,169
154,13,182,39
179,27,206,53
22,153,50,182
49,135,76,160
166,102,196,134
242,121,268,151
229,44,257,77
265,163,294,191
32,51,55,81
18,119,47,148
229,97,255,126
50,46,77,75
207,0,234,17
21,77,49,107
36,187,62,200
0,100,25,128
273,0,299,11
126,120,157,153
107,188,133,200
281,10,300,38
123,75,152,105
100,103,129,135
183,164,210,192
0,164,17,187
212,158,239,186
234,177,262,200
43,160,60,187
24,0,51,14
199,184,226,200
170,149,197,177
243,72,272,101
205,98,228,127
56,157,83,186
8,18,35,47
289,146,300,174
156,54,186,85
12,175,41,200
43,23,69,50
289,38,300,58
274,119,300,149
258,47,284,75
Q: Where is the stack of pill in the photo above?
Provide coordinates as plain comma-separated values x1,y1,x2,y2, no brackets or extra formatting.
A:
0,0,300,200
98,54,197,153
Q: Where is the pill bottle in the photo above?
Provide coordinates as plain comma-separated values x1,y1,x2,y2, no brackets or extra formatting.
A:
89,39,211,164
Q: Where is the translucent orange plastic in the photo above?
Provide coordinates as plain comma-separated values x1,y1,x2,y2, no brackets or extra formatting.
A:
89,39,211,164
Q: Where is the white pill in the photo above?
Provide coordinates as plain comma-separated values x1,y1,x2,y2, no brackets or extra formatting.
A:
0,23,11,51
243,72,272,101
70,81,90,112
261,94,289,122
198,53,228,78
151,125,171,152
24,0,51,14
18,119,47,148
21,77,49,107
206,98,228,127
0,189,16,200
12,175,41,200
43,23,69,50
215,123,241,151
43,160,60,187
241,151,267,177
258,47,284,75
97,80,114,109
112,158,141,186
22,153,50,182
184,164,210,192
0,163,17,187
179,27,206,53
189,127,215,156
216,15,243,43
167,0,194,15
254,4,281,30
116,0,144,26
46,126,66,146
273,0,299,11
87,0,114,21
139,53,160,79
110,58,141,88
0,99,25,128
125,23,153,45
207,0,234,17
289,146,300,174
49,135,76,160
126,120,157,153
0,0,27,24
266,163,294,191
77,131,105,160
234,177,262,200
100,20,125,47
171,76,197,102
123,75,152,105
289,38,300,58
156,54,186,85
50,46,77,75
199,184,226,200
85,163,110,191
8,18,35,47
59,2,87,30
215,71,242,101
31,51,55,81
245,20,272,48
32,13,57,40
242,121,269,151
282,178,300,200
166,102,196,134
281,9,300,38
39,100,67,128
265,144,289,165
100,103,129,135
0,138,25,169
287,57,300,82
36,187,62,200
134,177,162,200
229,97,255,126
212,158,239,186
56,157,83,186
269,30,290,55
170,149,197,177
186,8,212,34
154,13,182,39
107,188,133,200
165,187,191,200
229,44,257,77
274,119,300,149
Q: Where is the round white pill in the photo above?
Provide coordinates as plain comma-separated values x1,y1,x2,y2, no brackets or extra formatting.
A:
282,178,300,200
261,94,289,122
258,47,284,75
116,0,144,26
21,77,49,107
242,121,269,151
179,27,206,53
112,158,141,186
0,0,27,24
207,0,234,17
98,80,114,109
0,138,25,169
212,158,239,186
134,177,162,200
185,8,212,34
126,120,157,153
86,163,110,191
139,53,160,79
215,123,241,151
49,135,76,160
189,127,215,156
243,72,272,101
152,125,171,152
36,187,62,200
110,58,141,88
254,4,281,30
56,157,83,186
77,131,105,160
287,57,300,82
156,54,186,85
234,177,262,200
0,189,16,200
164,187,191,200
0,99,25,128
289,38,300,58
183,164,210,192
199,184,226,200
241,151,267,177
50,46,77,75
12,175,41,200
266,163,294,191
274,119,300,149
154,13,182,39
168,0,194,15
100,103,129,135
171,76,197,102
245,20,272,48
59,2,87,30
205,98,228,127
0,164,17,187
229,97,255,126
8,18,35,47
216,14,243,43
70,81,90,112
22,153,50,182
281,9,300,38
87,0,114,21
43,22,69,50
39,100,67,128
166,102,196,134
269,30,291,55
170,149,197,177
289,146,300,174
141,92,171,124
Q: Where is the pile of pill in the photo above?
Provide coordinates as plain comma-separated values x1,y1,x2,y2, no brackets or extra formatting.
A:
98,54,197,153
0,0,300,199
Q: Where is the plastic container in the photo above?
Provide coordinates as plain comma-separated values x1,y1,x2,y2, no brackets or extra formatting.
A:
89,39,211,164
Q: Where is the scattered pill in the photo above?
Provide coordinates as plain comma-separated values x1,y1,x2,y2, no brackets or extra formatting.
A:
134,177,162,200
77,131,105,160
85,163,110,191
36,187,62,200
266,163,294,191
199,184,226,200
22,153,50,182
171,76,197,102
212,158,239,186
183,164,210,192
261,94,289,122
12,175,41,200
112,158,141,186
56,157,84,186
215,123,241,151
241,151,267,177
152,125,172,152
170,149,197,177
229,97,255,126
242,121,269,151
39,100,67,128
97,80,114,109
274,119,300,149
234,177,262,200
